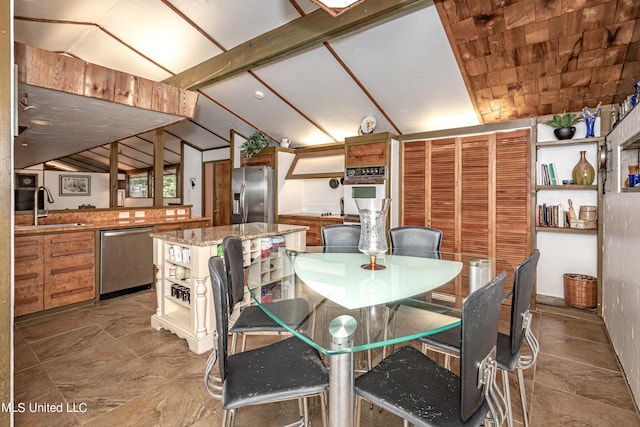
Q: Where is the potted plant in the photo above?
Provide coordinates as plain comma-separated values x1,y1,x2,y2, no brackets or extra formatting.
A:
241,131,270,158
544,113,583,140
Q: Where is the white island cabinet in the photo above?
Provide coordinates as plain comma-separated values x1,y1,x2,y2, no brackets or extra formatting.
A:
150,223,307,354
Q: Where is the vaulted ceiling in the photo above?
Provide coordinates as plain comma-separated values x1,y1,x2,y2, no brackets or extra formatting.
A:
13,0,640,173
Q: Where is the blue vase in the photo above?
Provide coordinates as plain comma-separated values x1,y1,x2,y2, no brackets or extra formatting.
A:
584,115,596,138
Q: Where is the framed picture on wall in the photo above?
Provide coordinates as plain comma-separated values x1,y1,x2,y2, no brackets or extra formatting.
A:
59,175,91,196
15,173,38,190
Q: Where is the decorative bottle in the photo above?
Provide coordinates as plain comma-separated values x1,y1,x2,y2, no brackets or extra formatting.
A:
572,151,595,186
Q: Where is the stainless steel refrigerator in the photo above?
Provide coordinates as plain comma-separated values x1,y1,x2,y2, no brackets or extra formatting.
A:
232,166,275,224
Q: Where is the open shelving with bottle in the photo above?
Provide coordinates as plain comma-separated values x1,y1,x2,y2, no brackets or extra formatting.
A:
533,132,603,311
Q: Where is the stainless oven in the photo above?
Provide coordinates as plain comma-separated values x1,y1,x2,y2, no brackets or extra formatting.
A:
343,166,387,216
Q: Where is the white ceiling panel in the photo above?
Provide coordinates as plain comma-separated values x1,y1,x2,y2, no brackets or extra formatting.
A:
330,6,479,133
14,21,93,52
15,0,120,21
168,0,311,50
67,28,172,81
97,0,223,74
202,72,334,146
186,95,262,147
165,119,229,150
253,46,394,142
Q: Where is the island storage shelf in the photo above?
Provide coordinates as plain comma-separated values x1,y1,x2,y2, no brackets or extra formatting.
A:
150,223,307,354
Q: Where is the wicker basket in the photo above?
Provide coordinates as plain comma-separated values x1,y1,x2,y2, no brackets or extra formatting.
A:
563,273,597,309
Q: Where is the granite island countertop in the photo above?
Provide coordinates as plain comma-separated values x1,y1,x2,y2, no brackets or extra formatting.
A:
149,222,308,246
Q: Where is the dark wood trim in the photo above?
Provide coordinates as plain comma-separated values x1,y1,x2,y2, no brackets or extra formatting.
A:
153,129,165,206
164,0,430,90
1,0,13,422
109,142,119,207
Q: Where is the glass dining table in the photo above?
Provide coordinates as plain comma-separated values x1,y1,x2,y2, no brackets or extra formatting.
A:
245,247,514,427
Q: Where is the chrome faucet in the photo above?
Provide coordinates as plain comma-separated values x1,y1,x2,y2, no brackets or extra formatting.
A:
34,186,54,226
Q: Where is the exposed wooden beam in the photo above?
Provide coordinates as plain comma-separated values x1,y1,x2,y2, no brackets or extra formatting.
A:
15,42,199,118
164,0,430,90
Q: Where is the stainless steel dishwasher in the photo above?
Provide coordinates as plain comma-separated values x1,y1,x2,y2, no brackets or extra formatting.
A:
100,227,154,297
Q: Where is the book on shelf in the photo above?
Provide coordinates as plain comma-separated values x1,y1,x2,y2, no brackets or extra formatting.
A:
549,163,558,185
538,163,558,186
536,203,568,228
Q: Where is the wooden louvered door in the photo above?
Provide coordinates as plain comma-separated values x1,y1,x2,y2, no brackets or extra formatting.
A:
495,130,531,273
401,141,426,226
429,139,456,254
401,129,531,299
460,135,491,256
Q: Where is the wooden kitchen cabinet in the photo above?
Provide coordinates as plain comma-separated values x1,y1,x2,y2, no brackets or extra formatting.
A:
14,235,44,316
240,148,276,168
279,215,343,246
344,132,396,168
43,231,95,309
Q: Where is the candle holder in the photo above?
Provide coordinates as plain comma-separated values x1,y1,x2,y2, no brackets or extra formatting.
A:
355,198,391,270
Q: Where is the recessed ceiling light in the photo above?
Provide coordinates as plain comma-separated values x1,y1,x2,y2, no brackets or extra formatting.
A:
30,119,51,126
254,91,264,100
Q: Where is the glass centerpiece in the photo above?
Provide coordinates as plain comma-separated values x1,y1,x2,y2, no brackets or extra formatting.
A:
355,198,391,270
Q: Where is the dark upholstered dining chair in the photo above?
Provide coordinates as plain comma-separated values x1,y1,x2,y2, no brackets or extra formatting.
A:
204,256,329,427
420,249,541,427
222,236,310,354
354,271,508,426
321,224,361,252
389,225,442,257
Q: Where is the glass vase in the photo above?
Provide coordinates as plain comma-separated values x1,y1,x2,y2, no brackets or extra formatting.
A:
572,151,595,186
584,115,596,138
355,198,390,270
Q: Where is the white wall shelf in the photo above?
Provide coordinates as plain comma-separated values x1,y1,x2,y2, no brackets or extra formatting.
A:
534,136,603,308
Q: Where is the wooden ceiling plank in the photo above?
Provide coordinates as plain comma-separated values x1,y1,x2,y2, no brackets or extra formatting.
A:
503,26,527,52
438,0,637,124
534,0,562,22
163,0,430,90
577,48,606,69
525,20,550,45
582,2,616,31
503,1,535,30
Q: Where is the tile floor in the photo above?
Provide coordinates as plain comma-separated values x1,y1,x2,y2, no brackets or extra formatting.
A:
13,289,640,426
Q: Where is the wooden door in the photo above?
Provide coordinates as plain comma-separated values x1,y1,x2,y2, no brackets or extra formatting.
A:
429,138,456,253
495,130,531,269
400,129,531,268
460,135,491,256
204,160,232,225
401,141,426,226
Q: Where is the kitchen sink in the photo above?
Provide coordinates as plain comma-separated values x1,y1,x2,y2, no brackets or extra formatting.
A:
15,223,93,231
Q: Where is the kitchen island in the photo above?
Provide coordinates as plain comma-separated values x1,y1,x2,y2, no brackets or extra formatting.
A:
149,223,307,354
